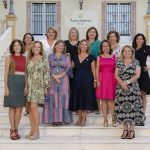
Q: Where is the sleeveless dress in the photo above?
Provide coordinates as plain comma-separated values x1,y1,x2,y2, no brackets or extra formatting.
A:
96,55,116,100
114,60,144,125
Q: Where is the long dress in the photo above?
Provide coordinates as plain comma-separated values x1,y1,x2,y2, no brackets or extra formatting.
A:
96,55,116,100
69,55,98,111
135,45,150,94
114,60,144,125
27,57,50,104
42,54,72,124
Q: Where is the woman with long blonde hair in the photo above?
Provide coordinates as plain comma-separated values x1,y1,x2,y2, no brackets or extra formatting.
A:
26,41,50,140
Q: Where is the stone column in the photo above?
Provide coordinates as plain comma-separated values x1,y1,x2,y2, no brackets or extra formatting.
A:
6,0,17,39
144,0,150,43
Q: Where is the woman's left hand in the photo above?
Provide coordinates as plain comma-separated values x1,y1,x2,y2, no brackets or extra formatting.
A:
24,86,27,96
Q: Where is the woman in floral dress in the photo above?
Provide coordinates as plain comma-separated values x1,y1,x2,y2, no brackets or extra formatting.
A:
115,45,144,139
26,41,50,140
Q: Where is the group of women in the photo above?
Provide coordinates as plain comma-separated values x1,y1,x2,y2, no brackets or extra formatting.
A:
3,26,150,140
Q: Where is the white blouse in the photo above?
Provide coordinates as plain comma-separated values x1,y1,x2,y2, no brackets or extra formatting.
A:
41,38,56,58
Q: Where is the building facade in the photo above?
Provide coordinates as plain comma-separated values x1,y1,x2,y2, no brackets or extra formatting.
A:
0,0,148,42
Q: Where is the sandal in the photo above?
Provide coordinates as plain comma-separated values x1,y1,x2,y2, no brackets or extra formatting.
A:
121,130,128,139
10,129,18,140
15,129,21,139
126,130,135,139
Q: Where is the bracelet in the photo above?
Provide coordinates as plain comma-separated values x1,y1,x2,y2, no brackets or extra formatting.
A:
126,80,130,84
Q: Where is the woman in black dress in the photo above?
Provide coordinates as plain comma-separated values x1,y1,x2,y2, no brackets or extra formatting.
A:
65,27,80,60
132,33,150,115
65,27,80,82
69,39,98,127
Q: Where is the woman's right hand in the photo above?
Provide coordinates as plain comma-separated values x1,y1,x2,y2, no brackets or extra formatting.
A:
4,87,9,96
96,81,100,88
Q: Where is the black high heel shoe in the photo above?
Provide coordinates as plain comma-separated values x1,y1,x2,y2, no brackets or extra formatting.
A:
126,130,135,139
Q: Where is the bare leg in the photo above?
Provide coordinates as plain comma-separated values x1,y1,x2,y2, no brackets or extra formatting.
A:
14,107,23,130
76,110,82,126
30,103,39,135
102,100,108,127
110,100,117,127
9,108,16,130
27,103,34,136
141,91,147,113
9,108,17,139
80,110,87,127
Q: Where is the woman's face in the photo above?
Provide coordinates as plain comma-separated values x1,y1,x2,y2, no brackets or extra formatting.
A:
136,35,144,47
69,29,78,41
88,29,97,40
47,29,56,40
33,42,41,55
102,42,110,54
55,42,64,53
80,41,88,53
24,34,33,45
13,41,21,54
109,33,117,44
123,47,133,59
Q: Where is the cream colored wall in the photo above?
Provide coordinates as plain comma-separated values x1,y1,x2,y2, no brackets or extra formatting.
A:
0,0,149,40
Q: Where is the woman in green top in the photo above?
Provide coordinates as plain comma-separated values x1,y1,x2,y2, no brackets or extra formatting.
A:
86,27,101,58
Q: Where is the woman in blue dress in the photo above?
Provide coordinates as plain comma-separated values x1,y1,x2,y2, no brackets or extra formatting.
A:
69,39,98,127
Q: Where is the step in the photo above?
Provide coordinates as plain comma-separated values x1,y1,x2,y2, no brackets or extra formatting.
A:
0,136,150,150
1,111,150,131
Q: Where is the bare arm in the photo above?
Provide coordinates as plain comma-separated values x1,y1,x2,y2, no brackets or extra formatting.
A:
4,56,10,96
96,56,100,87
91,60,96,88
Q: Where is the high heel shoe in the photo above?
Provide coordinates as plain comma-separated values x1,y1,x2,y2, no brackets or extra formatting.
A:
10,129,18,140
103,120,108,127
29,131,40,140
126,130,135,139
25,132,33,139
121,130,128,139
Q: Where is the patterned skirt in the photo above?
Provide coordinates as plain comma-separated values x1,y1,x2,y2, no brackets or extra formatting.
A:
4,75,26,107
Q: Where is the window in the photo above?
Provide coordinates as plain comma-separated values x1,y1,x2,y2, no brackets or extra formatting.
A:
32,3,57,35
106,3,131,36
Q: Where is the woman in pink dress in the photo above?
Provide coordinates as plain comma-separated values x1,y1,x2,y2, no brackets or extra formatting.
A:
96,40,116,127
